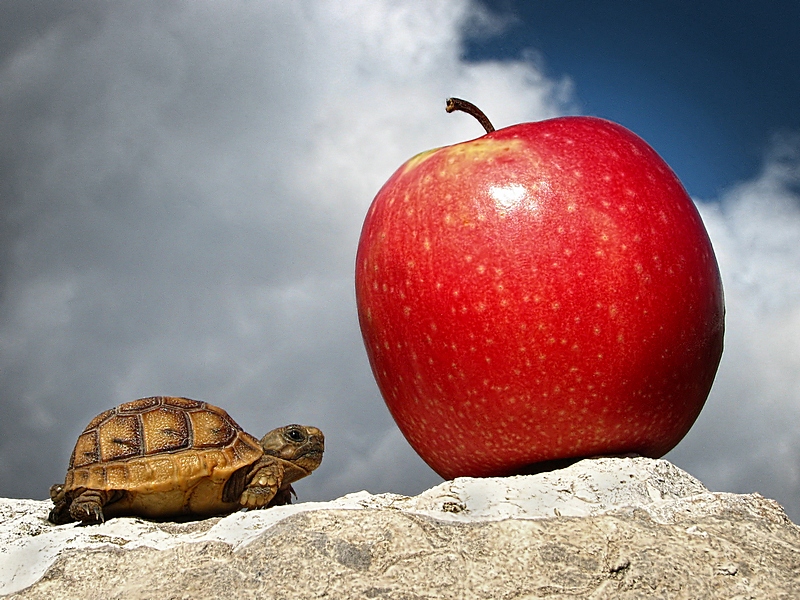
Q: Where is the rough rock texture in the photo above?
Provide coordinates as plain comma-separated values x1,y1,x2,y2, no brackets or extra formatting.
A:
2,457,799,599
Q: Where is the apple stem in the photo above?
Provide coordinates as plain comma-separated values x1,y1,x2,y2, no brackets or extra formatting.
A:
446,98,495,134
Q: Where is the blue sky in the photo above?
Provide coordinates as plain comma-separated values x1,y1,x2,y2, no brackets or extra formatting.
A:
1,1,799,522
470,1,800,200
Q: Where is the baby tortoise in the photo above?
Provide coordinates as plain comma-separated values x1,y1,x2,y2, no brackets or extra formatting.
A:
49,396,324,525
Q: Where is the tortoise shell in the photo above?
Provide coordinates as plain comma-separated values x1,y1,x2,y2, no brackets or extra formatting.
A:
61,396,264,518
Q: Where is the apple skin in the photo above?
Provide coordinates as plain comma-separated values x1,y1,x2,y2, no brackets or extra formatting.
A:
355,116,724,480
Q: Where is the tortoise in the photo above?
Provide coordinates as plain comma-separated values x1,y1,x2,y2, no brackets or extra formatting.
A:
48,396,324,525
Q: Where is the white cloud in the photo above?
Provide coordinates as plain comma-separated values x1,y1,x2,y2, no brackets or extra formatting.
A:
667,134,800,519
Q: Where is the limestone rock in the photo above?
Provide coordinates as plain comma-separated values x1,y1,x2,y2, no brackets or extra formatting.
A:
2,457,798,598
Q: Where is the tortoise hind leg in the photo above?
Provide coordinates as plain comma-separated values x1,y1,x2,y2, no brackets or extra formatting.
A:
69,489,118,524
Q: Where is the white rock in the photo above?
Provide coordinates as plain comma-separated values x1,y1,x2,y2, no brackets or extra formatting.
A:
2,457,798,599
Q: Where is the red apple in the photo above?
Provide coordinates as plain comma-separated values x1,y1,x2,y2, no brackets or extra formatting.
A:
355,99,724,480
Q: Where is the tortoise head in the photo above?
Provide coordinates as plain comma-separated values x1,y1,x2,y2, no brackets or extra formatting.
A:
260,424,325,474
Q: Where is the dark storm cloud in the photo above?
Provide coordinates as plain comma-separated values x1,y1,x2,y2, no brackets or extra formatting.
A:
0,0,565,502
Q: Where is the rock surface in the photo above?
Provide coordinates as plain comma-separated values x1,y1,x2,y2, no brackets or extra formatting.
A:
2,457,798,599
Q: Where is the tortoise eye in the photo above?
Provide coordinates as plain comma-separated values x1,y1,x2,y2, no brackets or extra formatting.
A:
285,427,305,443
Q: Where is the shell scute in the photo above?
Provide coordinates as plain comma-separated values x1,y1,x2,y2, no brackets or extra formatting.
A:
141,406,191,454
149,456,178,483
119,396,161,412
104,463,129,488
71,431,100,468
98,413,142,463
189,408,237,448
163,396,205,410
83,407,115,431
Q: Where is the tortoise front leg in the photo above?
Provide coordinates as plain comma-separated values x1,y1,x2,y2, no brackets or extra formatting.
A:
48,483,72,525
69,489,118,524
239,460,285,510
268,484,297,507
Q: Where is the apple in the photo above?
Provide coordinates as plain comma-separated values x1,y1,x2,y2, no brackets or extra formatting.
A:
355,98,724,480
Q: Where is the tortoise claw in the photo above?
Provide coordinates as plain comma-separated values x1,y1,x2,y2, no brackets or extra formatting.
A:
70,500,105,524
92,504,105,524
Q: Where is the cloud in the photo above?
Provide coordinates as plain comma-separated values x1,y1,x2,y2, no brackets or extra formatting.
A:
667,134,800,520
0,0,568,502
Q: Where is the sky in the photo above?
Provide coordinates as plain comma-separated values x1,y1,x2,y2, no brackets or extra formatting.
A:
1,1,799,521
